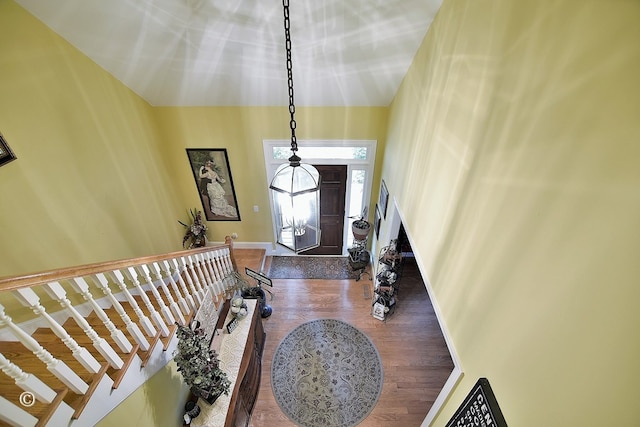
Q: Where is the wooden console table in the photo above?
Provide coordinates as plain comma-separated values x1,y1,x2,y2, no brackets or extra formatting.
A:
189,298,265,427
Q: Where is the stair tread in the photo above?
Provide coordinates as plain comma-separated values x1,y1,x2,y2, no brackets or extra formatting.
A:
0,341,71,423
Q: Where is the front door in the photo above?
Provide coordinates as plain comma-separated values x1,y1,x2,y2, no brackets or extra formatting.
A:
302,165,347,255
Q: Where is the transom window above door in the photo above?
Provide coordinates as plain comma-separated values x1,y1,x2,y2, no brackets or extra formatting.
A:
271,146,370,160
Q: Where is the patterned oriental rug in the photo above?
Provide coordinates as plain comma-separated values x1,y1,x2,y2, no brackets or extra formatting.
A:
271,319,384,427
268,256,361,279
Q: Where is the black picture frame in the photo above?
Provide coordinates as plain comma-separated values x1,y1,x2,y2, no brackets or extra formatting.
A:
374,204,381,238
445,378,508,427
0,132,17,167
379,180,389,219
186,149,241,221
226,317,239,334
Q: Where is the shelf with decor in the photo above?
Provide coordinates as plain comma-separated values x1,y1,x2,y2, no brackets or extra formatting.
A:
181,296,265,427
371,239,403,321
347,207,373,281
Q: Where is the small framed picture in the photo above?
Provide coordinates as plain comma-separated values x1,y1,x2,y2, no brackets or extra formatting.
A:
379,180,389,219
374,205,381,238
0,133,17,167
226,317,239,334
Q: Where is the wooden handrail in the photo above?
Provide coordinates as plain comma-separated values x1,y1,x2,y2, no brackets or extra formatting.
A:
0,236,234,292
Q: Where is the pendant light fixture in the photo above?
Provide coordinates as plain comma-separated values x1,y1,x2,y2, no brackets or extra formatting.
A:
269,0,321,253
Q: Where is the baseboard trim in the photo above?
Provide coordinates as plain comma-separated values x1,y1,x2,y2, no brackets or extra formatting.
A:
208,240,274,253
422,365,464,426
417,263,464,427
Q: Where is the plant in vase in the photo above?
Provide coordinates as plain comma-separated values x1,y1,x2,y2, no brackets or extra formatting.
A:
178,208,208,248
174,321,231,404
350,206,371,241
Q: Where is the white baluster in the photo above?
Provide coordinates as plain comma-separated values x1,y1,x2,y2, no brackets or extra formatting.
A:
0,352,56,403
205,251,225,297
204,251,221,282
153,261,188,322
217,251,234,293
215,248,232,277
91,274,150,351
191,254,213,296
215,249,235,295
70,277,133,353
220,247,234,274
0,304,88,395
224,248,238,295
0,395,38,427
182,256,206,304
162,260,195,314
107,270,157,337
43,282,124,369
172,258,201,308
137,264,177,326
122,267,169,337
210,250,228,295
193,254,213,293
198,253,220,301
13,288,101,374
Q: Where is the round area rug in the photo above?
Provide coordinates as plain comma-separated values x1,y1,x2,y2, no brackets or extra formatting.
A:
271,319,383,427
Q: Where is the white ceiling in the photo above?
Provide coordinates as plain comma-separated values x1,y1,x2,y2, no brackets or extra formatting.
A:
16,0,441,107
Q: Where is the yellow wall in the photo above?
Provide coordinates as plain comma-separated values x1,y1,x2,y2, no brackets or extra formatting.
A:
153,106,388,244
384,0,640,425
95,361,190,427
0,0,184,278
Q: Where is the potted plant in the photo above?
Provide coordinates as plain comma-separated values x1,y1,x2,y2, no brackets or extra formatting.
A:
178,208,208,248
351,206,371,241
174,321,231,404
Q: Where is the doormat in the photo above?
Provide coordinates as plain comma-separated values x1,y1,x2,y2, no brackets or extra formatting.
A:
268,256,363,279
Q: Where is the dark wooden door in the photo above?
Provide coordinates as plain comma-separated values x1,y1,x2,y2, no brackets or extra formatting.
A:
302,165,347,255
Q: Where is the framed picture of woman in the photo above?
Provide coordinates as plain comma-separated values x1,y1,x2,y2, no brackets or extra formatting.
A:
186,149,241,221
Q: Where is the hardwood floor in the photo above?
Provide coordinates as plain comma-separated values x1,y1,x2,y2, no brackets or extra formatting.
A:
233,249,454,427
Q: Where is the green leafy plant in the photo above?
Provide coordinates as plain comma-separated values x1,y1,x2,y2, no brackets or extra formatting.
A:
178,208,208,248
174,321,231,403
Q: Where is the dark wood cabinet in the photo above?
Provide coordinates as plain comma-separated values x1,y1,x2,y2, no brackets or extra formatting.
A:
186,299,265,427
225,301,265,427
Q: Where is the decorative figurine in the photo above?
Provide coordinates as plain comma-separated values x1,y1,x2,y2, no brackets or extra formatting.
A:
230,296,248,320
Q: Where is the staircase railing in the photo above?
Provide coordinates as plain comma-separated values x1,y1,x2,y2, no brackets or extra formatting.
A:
0,237,237,427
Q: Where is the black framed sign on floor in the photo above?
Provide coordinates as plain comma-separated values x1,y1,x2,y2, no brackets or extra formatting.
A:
446,378,508,427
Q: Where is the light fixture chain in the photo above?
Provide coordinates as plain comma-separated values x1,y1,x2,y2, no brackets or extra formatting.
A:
283,0,297,152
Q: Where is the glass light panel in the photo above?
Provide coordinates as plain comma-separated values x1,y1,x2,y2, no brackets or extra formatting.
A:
270,163,321,253
271,163,320,194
